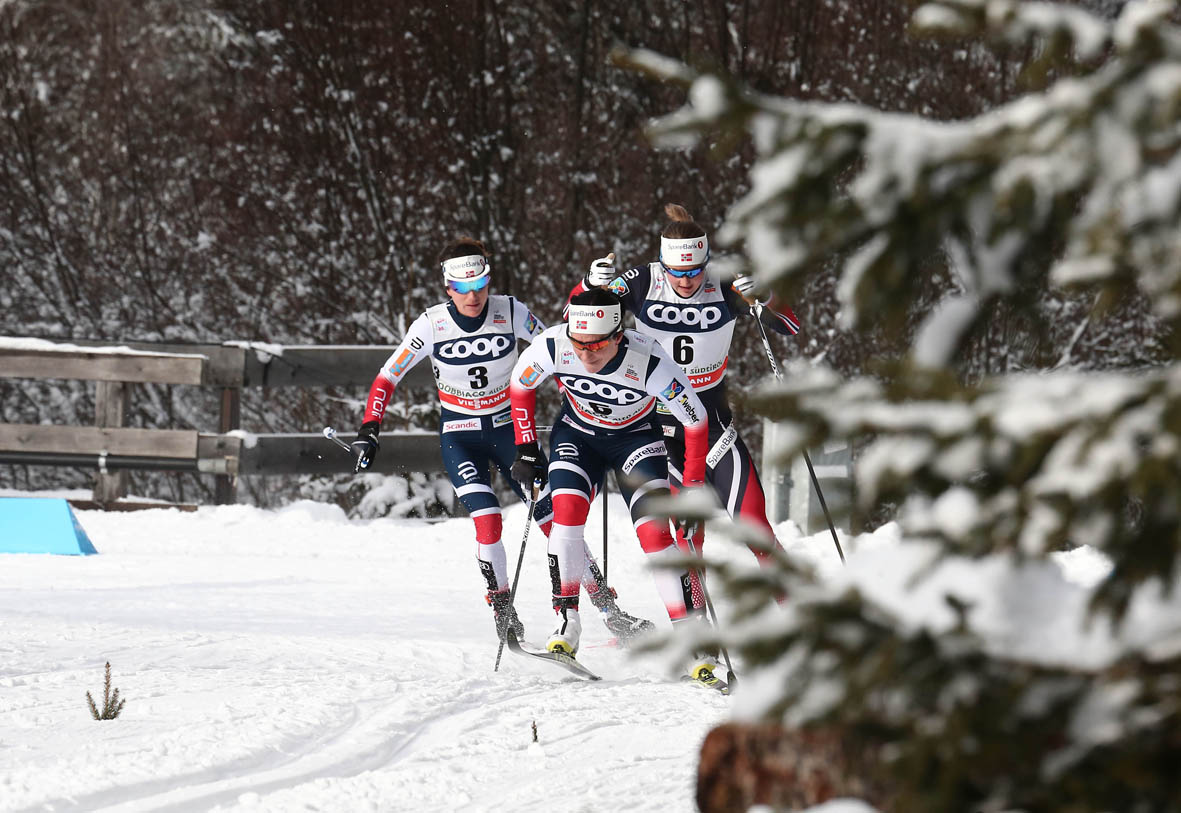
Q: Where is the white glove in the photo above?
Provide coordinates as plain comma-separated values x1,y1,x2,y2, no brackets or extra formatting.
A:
586,255,617,287
732,275,759,301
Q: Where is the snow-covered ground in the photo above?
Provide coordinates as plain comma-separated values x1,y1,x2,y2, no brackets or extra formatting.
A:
0,490,1112,813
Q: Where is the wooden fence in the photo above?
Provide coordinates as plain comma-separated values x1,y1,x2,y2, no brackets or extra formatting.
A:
0,339,439,505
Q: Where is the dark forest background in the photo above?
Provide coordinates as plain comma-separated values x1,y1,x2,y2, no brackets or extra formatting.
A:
1,0,1159,508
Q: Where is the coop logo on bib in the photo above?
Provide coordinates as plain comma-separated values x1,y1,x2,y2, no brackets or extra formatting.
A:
645,303,723,329
437,334,512,360
564,376,643,403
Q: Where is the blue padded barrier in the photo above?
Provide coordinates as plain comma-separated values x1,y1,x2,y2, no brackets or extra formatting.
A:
0,498,98,555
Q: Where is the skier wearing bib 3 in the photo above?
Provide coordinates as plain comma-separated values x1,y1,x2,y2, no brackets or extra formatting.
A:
351,238,648,645
571,203,801,614
508,287,723,687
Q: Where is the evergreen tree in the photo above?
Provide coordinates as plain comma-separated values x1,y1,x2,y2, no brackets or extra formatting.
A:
626,0,1181,809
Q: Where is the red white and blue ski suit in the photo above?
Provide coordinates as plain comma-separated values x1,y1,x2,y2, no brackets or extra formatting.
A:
571,264,801,607
509,325,709,622
362,295,553,594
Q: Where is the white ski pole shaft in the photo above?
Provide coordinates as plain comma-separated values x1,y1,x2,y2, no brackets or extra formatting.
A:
684,527,737,686
751,303,846,564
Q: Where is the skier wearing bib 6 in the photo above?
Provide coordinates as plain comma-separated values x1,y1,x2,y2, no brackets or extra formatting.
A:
571,203,801,614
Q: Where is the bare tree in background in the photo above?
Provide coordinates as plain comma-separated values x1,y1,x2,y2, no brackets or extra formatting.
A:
3,0,1157,505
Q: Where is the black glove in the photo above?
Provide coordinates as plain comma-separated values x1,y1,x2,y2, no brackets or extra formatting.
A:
351,420,380,473
676,515,702,541
510,442,547,490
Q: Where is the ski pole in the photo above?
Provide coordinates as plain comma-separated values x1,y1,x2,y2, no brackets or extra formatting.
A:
329,424,553,443
684,524,737,687
751,302,846,565
601,473,609,582
322,425,352,454
495,479,540,672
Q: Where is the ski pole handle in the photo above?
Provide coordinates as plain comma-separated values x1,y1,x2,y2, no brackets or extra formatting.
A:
322,426,353,454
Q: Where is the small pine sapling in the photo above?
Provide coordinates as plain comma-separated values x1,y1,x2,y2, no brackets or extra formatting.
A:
86,661,127,720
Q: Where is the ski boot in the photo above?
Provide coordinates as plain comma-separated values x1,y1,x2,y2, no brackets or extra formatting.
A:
546,607,582,656
588,583,656,643
685,649,728,694
486,589,525,642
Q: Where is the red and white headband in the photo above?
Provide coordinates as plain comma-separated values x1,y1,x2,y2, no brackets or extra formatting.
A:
442,254,490,282
567,303,622,335
660,235,709,267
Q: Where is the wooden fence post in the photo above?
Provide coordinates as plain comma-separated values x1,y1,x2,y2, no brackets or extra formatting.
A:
93,380,129,504
214,387,240,505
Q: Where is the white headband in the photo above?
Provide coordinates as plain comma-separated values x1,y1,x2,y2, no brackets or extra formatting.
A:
567,303,622,335
441,254,490,282
660,235,709,267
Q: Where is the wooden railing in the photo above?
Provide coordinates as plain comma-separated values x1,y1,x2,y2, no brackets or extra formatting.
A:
0,338,437,505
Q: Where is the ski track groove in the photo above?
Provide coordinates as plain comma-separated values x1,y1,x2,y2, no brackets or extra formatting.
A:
0,501,756,812
15,674,557,813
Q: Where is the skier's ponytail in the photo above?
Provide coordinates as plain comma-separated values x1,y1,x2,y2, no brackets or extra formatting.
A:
661,203,706,240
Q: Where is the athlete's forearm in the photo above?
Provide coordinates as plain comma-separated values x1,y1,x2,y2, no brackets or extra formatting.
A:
762,297,802,336
682,421,708,487
510,386,538,444
362,376,395,425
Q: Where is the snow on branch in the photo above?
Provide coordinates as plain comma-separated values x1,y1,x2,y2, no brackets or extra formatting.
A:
628,0,1181,344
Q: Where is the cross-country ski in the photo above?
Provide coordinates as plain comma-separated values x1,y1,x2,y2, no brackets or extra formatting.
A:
505,630,602,681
